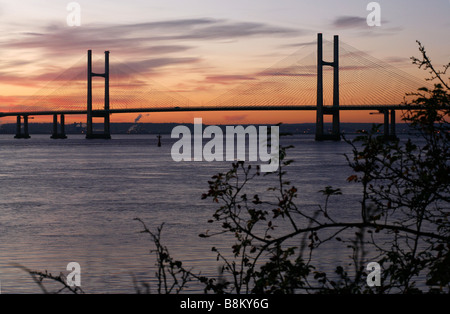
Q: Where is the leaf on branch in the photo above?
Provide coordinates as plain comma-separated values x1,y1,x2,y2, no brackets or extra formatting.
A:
347,175,358,182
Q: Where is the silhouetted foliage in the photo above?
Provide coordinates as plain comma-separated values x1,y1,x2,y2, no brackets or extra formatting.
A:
26,41,449,294
15,264,84,294
139,41,448,294
134,219,193,294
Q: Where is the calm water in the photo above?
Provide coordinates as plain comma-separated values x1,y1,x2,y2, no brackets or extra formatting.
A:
0,133,365,294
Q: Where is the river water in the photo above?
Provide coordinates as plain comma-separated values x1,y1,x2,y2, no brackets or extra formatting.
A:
0,133,372,293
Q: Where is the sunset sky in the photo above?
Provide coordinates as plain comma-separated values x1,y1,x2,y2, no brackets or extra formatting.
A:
0,0,448,125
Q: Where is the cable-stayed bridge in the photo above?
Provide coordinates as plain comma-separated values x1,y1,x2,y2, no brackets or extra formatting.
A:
0,33,432,140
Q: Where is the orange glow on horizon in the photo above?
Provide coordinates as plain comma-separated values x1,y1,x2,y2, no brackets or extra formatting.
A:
0,110,400,126
0,37,429,126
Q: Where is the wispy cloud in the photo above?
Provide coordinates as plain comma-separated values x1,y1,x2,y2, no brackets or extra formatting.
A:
281,40,316,48
0,17,300,90
332,16,367,29
204,75,257,85
1,18,299,57
124,57,201,73
257,70,315,77
330,15,402,36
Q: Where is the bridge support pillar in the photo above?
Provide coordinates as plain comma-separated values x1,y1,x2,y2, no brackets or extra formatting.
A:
383,110,390,139
86,50,111,139
315,33,340,141
51,114,68,139
390,110,397,140
380,109,398,141
14,115,30,139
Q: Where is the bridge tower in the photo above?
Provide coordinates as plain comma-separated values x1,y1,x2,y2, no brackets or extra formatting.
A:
316,33,340,141
378,109,397,140
86,50,111,139
50,114,67,139
14,115,30,139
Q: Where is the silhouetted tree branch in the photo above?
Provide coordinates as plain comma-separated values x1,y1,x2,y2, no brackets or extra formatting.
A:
411,40,450,90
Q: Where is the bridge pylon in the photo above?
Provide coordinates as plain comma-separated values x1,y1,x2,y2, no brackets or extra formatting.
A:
14,115,30,139
315,33,340,141
50,114,67,139
86,50,111,139
381,109,398,141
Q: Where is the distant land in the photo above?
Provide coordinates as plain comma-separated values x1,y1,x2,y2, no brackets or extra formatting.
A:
0,122,414,135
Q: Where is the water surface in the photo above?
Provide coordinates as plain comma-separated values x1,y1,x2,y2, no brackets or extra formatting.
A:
0,133,364,293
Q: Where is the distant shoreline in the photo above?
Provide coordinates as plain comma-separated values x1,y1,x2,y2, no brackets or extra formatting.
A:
0,122,413,135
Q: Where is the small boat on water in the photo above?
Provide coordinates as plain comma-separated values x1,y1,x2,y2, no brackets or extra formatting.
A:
157,134,162,147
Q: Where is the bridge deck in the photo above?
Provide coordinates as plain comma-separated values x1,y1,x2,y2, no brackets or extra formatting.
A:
0,104,428,117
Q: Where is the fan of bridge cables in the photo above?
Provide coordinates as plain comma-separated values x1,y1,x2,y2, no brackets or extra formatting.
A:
203,38,432,109
11,55,88,113
11,39,432,113
337,40,433,106
107,55,199,110
10,51,198,113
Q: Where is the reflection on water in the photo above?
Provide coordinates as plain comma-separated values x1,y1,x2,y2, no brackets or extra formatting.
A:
0,133,365,293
